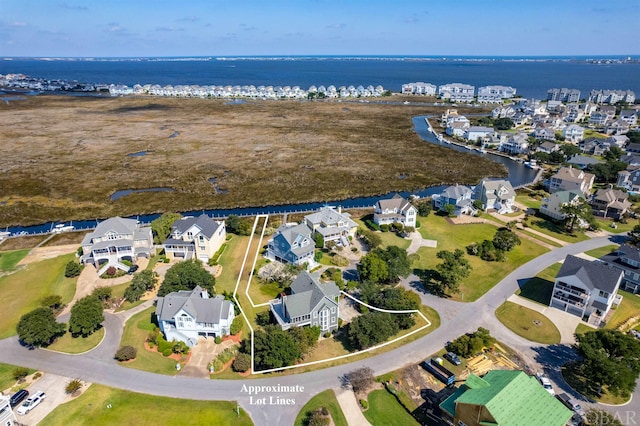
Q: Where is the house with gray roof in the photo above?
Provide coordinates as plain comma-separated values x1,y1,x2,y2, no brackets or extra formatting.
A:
163,214,226,263
601,244,640,294
550,255,623,325
80,216,153,275
539,190,585,221
590,187,631,219
536,141,559,154
155,286,235,346
566,154,604,170
472,179,516,214
266,223,315,267
434,185,476,216
304,206,357,247
373,194,417,228
270,271,340,332
617,167,640,192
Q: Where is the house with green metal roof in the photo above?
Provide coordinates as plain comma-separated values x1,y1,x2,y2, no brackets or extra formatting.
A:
439,370,572,426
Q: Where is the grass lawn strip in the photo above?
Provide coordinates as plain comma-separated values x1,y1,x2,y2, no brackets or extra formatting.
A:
0,362,36,391
363,389,420,426
516,263,562,306
562,363,629,405
0,249,30,271
46,328,105,354
0,253,77,339
495,302,561,344
40,383,253,426
605,290,640,330
527,218,589,244
584,244,618,259
294,389,348,426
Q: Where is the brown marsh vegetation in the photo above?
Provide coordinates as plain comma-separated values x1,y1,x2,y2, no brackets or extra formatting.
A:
0,95,503,226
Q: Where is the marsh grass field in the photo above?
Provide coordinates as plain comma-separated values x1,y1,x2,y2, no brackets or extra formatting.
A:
0,95,500,227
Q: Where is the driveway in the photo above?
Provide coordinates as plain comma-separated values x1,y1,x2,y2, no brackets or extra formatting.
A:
406,231,437,255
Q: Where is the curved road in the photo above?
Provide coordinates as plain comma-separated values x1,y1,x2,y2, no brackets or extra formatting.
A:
0,234,634,425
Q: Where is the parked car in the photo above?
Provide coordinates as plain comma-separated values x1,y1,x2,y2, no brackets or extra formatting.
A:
556,393,586,418
536,373,555,395
16,391,45,415
443,351,462,366
9,389,29,407
127,265,139,275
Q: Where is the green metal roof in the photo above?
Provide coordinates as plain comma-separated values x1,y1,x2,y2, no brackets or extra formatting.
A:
442,370,572,426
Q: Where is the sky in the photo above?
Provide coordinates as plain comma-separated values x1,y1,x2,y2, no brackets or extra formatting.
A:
0,0,638,57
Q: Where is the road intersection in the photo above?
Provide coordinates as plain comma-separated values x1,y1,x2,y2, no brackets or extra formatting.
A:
0,233,636,425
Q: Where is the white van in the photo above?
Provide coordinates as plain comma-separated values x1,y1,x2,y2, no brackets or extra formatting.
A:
16,391,46,415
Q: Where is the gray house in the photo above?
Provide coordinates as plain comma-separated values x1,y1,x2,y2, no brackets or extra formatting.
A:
472,179,516,214
155,286,235,346
266,223,315,267
434,184,476,216
601,244,640,294
270,271,340,332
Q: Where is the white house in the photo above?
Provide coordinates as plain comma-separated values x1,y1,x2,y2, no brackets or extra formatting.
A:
465,126,494,142
477,85,517,103
472,179,516,214
539,191,585,221
562,124,585,143
402,82,436,95
373,194,417,228
549,167,595,197
0,395,17,426
304,206,358,247
550,255,622,325
438,83,475,102
155,286,235,346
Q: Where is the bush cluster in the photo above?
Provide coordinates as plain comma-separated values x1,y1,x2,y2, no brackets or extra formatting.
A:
65,379,83,394
232,353,251,372
114,345,137,361
64,261,82,278
446,327,495,358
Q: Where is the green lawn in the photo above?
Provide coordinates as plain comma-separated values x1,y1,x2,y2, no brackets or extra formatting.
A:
47,328,105,354
215,235,250,295
606,290,640,330
0,249,30,272
109,281,147,312
118,307,181,375
516,263,562,305
294,389,348,426
584,245,618,259
363,389,420,426
574,323,596,336
377,231,411,250
594,218,638,234
515,193,542,210
40,384,253,426
495,302,561,344
0,253,77,339
414,214,548,302
0,362,36,391
527,217,590,243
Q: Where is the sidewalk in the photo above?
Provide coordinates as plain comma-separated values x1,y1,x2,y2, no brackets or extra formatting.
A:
334,387,371,426
406,231,437,255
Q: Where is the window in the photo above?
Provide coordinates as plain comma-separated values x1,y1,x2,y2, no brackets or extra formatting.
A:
313,311,317,318
458,421,468,426
187,231,193,240
599,290,609,298
330,307,336,313
408,210,414,216
319,309,329,331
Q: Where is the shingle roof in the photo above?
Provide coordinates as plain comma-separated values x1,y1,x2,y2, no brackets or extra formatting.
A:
557,255,623,294
444,370,572,426
284,271,339,318
305,207,357,229
376,194,413,213
442,185,472,200
172,214,221,239
274,223,314,257
156,286,231,324
92,216,138,237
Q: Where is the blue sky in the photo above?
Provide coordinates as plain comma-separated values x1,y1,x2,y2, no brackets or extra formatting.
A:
1,0,638,57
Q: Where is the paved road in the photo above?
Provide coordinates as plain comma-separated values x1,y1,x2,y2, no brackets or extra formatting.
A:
0,234,634,425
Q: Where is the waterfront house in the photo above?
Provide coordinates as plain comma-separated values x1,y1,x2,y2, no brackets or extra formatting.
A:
499,132,529,155
472,179,516,214
547,88,580,103
464,126,494,142
491,105,515,119
155,286,235,346
589,89,636,105
601,244,640,294
163,215,226,263
446,121,469,137
562,124,585,143
548,167,594,196
434,185,476,216
401,82,436,95
590,187,631,219
537,141,559,154
620,109,638,127
270,271,340,332
373,194,417,228
477,85,517,103
438,83,475,102
589,111,611,126
539,190,585,221
304,206,358,247
80,216,153,275
266,223,315,267
550,255,622,325
440,370,572,426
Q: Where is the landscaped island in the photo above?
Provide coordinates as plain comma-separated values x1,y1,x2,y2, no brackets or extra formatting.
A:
0,95,502,227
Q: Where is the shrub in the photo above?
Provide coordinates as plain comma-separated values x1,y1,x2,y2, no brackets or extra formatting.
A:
215,336,222,344
380,224,389,232
157,336,172,354
314,251,323,262
338,318,343,327
232,352,251,372
230,316,243,335
162,348,172,357
359,399,369,409
65,379,83,394
33,372,42,379
172,340,190,355
211,358,224,372
105,266,117,276
307,408,331,426
391,222,403,232
404,226,415,233
40,294,63,310
323,332,331,338
114,345,137,361
330,254,349,267
12,367,30,381
217,347,238,364
120,259,133,267
64,261,82,278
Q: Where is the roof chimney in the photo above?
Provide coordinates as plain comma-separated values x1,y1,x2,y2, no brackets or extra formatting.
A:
201,289,209,299
338,206,342,214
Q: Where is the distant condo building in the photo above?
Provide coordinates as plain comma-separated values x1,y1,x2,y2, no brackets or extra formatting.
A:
547,88,581,103
588,89,636,105
477,85,517,103
401,82,437,95
438,83,475,102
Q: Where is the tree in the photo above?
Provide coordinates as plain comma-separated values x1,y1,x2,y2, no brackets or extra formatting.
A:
230,316,243,335
345,367,375,392
443,203,456,217
358,229,382,250
150,212,182,244
434,249,472,294
348,312,399,349
64,261,82,278
573,329,640,397
313,233,324,249
370,287,420,329
124,269,158,302
16,307,66,346
226,215,252,236
40,295,63,311
560,144,581,158
585,409,623,426
91,286,112,302
12,367,29,381
253,325,302,370
375,246,411,283
114,346,137,361
446,328,495,357
493,118,514,130
587,160,627,183
415,199,432,216
357,252,388,284
560,199,593,233
69,295,104,337
629,224,640,246
492,228,521,252
603,146,624,161
232,352,251,372
158,260,214,297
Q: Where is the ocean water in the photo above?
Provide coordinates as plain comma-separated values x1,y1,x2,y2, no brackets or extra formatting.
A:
1,57,639,99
